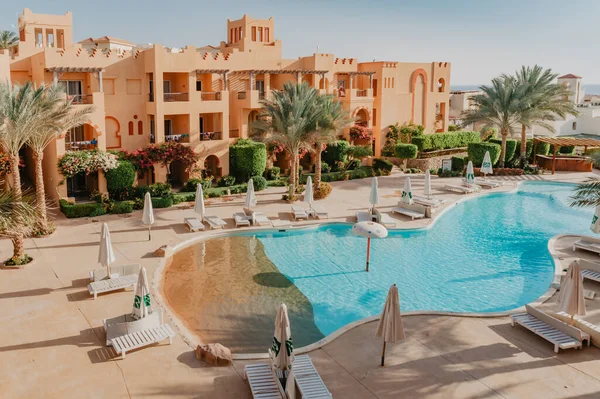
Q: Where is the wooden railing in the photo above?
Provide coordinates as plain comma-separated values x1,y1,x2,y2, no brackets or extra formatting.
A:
163,92,189,102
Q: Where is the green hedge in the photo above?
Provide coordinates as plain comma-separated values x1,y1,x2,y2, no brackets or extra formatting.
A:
135,182,171,198
110,200,134,214
549,145,575,155
489,139,518,164
411,131,480,152
345,145,372,159
229,139,267,183
265,167,280,180
515,139,534,159
59,199,105,218
534,142,551,156
372,158,394,175
467,142,501,167
105,160,136,200
182,178,212,192
451,156,468,171
394,143,418,159
252,176,268,191
300,166,380,184
151,196,173,208
322,140,349,166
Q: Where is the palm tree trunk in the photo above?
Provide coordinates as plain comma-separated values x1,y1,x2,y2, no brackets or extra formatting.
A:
520,124,528,167
33,150,48,233
288,151,297,197
315,144,323,188
10,154,22,200
11,234,25,259
499,129,508,168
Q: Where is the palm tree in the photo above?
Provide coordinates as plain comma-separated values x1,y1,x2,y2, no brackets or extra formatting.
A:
510,65,578,166
27,83,94,233
252,82,323,196
461,76,524,167
571,177,600,208
311,95,353,188
0,180,38,262
0,31,18,50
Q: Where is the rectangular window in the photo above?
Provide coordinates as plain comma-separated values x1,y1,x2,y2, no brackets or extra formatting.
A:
196,81,202,91
46,30,54,47
573,122,577,130
338,80,346,89
373,109,377,126
252,27,257,41
163,80,171,94
126,79,142,95
238,28,242,40
59,80,83,102
392,78,395,88
229,29,233,43
258,27,263,42
265,28,270,42
255,80,265,93
35,28,42,47
199,117,204,133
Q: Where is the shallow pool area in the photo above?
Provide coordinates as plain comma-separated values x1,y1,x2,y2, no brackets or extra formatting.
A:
164,181,593,351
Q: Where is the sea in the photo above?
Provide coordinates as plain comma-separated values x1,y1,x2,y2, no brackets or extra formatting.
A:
451,84,600,95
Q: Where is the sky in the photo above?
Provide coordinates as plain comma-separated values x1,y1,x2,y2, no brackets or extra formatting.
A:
2,0,599,85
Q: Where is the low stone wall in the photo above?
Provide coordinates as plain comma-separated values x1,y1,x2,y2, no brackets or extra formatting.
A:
382,153,467,171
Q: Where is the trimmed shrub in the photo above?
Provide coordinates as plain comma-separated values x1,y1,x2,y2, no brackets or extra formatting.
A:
182,177,211,192
105,160,136,200
136,182,171,198
448,124,459,132
394,143,418,159
251,176,268,191
217,175,236,187
411,131,480,152
133,197,144,210
372,158,394,176
229,139,267,183
534,141,551,158
322,140,349,166
549,145,575,155
467,142,501,167
110,201,134,214
265,167,281,180
451,156,468,171
345,145,372,160
59,199,105,218
515,139,534,159
489,139,518,164
313,182,333,199
346,159,362,170
319,162,331,174
151,196,173,208
437,169,463,178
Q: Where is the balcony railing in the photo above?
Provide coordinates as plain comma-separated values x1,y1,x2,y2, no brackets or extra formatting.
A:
201,92,222,101
229,129,240,138
65,139,98,151
237,91,247,100
69,94,93,104
199,131,223,141
356,89,368,97
165,133,190,143
163,92,189,102
258,91,265,100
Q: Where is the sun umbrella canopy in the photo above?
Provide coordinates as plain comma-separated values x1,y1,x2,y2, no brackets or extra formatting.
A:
245,178,257,209
591,205,600,234
132,267,153,320
270,303,294,372
304,176,314,206
481,151,493,175
98,223,116,269
369,177,379,209
194,184,205,221
376,284,406,343
401,177,414,205
352,221,388,239
423,169,432,197
142,192,154,225
465,161,475,185
558,261,586,318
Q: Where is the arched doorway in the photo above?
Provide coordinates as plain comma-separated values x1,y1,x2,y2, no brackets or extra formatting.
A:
204,155,221,178
355,109,369,127
319,77,329,90
168,160,188,189
105,116,121,149
411,69,428,127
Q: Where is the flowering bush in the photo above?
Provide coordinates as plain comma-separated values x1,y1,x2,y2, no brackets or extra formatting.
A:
349,125,373,141
121,142,200,172
0,153,13,176
58,150,118,178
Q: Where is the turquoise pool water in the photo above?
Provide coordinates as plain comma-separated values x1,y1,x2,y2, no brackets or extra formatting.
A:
254,182,593,337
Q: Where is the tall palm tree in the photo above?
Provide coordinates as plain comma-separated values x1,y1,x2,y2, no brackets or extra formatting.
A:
462,77,525,167
27,83,94,233
252,82,322,196
311,95,353,188
0,180,38,262
0,31,18,50
570,177,600,208
510,65,578,166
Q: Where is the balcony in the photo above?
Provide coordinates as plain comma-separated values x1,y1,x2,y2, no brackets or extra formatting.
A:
69,94,94,104
163,92,189,102
65,139,98,151
199,131,223,141
356,89,368,97
201,92,222,101
235,90,266,109
165,133,190,143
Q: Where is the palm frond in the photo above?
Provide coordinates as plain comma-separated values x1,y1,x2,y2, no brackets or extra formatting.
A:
570,177,600,208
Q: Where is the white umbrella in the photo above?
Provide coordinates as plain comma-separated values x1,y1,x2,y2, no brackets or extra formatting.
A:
304,176,314,207
423,169,432,199
98,223,116,277
369,177,379,212
558,261,586,325
132,267,153,320
481,151,493,178
401,177,414,205
270,303,294,373
194,183,205,221
465,161,475,186
376,284,406,366
352,221,388,272
245,178,257,209
142,192,154,241
591,205,600,234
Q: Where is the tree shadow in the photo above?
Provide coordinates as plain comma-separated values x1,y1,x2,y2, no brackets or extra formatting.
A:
252,272,293,288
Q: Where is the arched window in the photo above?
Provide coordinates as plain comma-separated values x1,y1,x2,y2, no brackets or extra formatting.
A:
138,121,143,135
437,78,445,92
128,121,134,136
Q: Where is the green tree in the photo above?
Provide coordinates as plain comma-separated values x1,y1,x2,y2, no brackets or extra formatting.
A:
0,30,18,50
461,77,524,167
0,180,38,263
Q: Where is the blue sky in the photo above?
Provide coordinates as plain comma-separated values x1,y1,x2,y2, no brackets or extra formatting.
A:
2,0,599,84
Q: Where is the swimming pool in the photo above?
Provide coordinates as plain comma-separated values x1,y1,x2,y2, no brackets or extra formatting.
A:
254,181,592,337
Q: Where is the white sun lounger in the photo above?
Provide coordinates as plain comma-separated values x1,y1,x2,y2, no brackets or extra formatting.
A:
244,363,286,399
234,212,251,227
293,355,333,398
413,195,445,208
511,305,589,353
573,237,600,255
111,323,175,359
88,274,138,300
474,178,503,188
355,211,373,222
184,217,205,232
392,205,425,220
89,263,140,282
373,209,396,227
205,215,227,229
253,212,272,226
291,205,309,220
444,184,479,194
311,205,329,219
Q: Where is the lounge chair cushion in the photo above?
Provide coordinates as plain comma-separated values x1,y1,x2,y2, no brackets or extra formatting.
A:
184,217,205,231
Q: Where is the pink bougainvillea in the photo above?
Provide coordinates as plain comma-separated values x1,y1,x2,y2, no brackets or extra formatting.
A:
349,125,373,141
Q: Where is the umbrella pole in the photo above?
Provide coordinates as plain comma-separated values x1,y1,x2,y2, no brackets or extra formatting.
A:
148,225,151,241
381,341,386,367
366,237,371,272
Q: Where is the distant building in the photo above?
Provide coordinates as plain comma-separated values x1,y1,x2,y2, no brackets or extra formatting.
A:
449,90,483,130
79,36,136,55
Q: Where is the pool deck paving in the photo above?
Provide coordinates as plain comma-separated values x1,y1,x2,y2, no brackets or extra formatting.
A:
2,170,600,398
